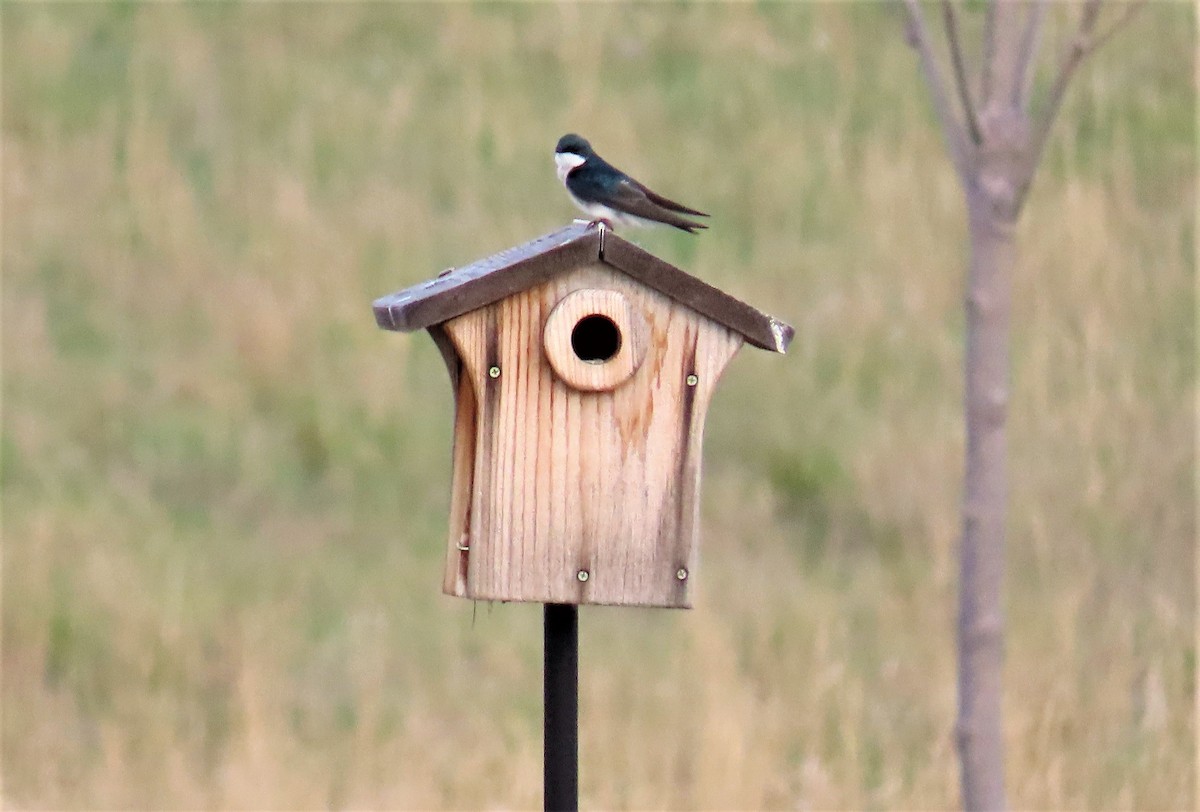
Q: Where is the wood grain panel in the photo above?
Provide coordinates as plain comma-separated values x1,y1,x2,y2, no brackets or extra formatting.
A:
441,262,742,608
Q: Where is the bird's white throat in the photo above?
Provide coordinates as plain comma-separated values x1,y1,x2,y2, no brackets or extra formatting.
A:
555,151,586,183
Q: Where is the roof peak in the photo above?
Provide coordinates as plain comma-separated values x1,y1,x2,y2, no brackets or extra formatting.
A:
373,222,793,353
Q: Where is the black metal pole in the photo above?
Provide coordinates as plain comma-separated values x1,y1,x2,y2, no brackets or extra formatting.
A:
543,603,578,811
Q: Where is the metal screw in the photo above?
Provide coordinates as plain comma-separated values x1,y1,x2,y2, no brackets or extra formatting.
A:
676,568,688,581
488,365,501,379
686,374,698,387
576,569,590,583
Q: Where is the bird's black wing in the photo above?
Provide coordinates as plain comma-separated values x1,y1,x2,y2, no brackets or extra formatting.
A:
608,179,708,233
632,180,709,218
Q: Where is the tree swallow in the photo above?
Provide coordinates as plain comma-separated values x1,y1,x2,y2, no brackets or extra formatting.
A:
554,133,709,234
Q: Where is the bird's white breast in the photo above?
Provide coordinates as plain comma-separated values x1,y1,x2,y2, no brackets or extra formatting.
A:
555,151,586,184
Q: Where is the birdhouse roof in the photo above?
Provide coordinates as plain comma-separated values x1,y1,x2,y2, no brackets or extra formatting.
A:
373,222,793,353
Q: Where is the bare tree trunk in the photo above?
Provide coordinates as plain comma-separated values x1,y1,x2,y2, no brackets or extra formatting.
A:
900,2,1146,808
957,188,1015,811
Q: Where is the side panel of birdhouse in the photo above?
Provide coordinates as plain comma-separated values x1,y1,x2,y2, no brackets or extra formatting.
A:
442,262,742,608
427,324,476,598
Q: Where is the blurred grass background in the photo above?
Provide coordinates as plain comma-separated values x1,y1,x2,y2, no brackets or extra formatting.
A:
1,3,1193,809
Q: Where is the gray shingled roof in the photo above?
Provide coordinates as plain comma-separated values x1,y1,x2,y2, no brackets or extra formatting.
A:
373,222,793,353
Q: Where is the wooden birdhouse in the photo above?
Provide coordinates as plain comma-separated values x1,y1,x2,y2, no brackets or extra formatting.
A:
373,222,793,609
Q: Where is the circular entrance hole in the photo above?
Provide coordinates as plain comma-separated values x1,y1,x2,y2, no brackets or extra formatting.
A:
570,315,621,363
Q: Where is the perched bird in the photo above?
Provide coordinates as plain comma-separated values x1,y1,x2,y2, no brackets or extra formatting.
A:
554,133,709,234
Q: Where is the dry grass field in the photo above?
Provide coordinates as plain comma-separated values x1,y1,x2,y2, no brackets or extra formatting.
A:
2,3,1194,809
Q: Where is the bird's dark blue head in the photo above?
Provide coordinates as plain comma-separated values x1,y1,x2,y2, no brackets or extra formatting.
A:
555,134,594,182
555,133,593,158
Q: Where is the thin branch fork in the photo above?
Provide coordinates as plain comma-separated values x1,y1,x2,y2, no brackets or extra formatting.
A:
1012,0,1047,109
980,0,997,103
903,0,976,184
1016,0,1148,208
1087,0,1149,55
1028,0,1101,157
942,0,982,144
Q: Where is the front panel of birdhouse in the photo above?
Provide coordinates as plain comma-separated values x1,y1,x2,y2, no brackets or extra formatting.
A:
438,262,742,608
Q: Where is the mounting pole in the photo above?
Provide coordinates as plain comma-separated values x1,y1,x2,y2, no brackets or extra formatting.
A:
543,603,578,811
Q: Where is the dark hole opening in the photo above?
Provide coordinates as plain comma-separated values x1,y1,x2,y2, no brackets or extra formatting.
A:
571,315,621,363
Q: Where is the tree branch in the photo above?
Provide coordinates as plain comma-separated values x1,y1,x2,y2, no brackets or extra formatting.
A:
1016,0,1146,210
980,0,997,103
903,0,975,184
1037,0,1102,128
1088,0,1149,55
1012,0,1046,109
942,0,982,144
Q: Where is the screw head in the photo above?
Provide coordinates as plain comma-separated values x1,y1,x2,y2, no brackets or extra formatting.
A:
488,365,501,379
576,569,590,583
685,374,698,387
676,568,688,581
